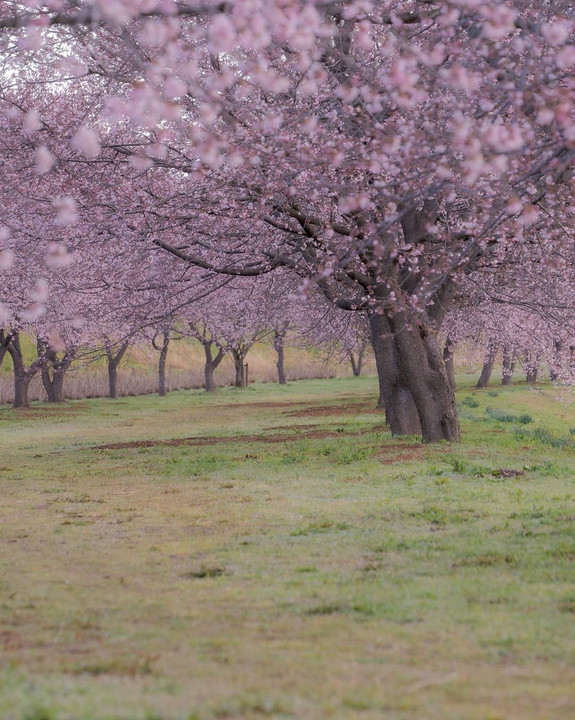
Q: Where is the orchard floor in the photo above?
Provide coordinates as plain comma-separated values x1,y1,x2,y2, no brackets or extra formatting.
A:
1,376,574,720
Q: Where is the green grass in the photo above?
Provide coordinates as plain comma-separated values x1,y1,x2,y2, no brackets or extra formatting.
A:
1,376,574,719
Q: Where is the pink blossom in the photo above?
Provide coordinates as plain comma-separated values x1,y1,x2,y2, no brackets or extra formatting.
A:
45,242,73,268
53,197,79,226
208,14,236,53
35,145,55,175
0,249,14,270
71,126,101,159
20,302,45,322
556,46,575,69
23,109,41,134
541,22,570,47
31,279,49,302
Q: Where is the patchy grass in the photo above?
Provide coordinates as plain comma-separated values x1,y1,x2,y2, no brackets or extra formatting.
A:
1,376,575,720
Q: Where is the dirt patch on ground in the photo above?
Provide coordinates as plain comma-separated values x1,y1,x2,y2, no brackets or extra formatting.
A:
378,443,426,464
4,403,88,419
224,401,302,409
285,403,379,418
92,425,388,451
270,423,323,431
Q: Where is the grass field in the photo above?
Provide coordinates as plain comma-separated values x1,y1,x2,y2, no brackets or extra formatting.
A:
1,376,574,720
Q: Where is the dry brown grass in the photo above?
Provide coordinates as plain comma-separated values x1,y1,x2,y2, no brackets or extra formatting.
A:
0,340,375,404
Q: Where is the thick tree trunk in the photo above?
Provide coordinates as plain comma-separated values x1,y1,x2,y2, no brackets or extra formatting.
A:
7,332,42,409
526,367,539,384
38,339,73,403
387,313,460,443
476,343,498,389
368,312,421,435
14,375,31,408
501,347,515,386
274,329,287,385
105,340,129,399
158,331,170,397
203,342,225,392
44,372,66,403
443,336,456,391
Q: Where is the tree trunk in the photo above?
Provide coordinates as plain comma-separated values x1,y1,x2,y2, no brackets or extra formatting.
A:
386,312,461,443
38,339,73,403
550,339,563,381
7,332,42,409
476,342,498,389
232,350,246,387
348,350,360,376
46,372,66,402
158,331,170,397
203,342,225,392
105,340,129,399
501,347,515,386
0,330,10,368
14,375,31,408
443,336,456,391
524,351,539,384
355,339,368,376
368,312,421,435
274,330,287,385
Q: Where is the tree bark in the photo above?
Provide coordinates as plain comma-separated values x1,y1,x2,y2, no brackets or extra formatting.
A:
274,329,287,385
231,349,246,387
443,336,456,391
348,350,360,376
38,339,73,403
157,331,170,397
476,342,498,389
7,332,43,408
386,312,460,443
501,347,515,386
550,339,563,381
368,312,421,435
0,330,10,368
348,339,368,377
203,342,225,392
105,340,129,399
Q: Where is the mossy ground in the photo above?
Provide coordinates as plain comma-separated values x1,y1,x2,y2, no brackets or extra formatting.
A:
1,376,574,719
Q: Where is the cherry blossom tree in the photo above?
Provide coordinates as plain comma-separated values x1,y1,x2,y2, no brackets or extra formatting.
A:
1,1,575,441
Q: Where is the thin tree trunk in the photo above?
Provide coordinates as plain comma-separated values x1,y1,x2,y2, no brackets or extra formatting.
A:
368,312,421,435
158,331,170,397
387,312,460,443
355,339,368,376
443,336,456,391
0,330,10,367
501,347,516,386
477,342,498,389
274,329,287,385
105,340,129,399
550,339,563,381
231,350,246,387
348,350,360,376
